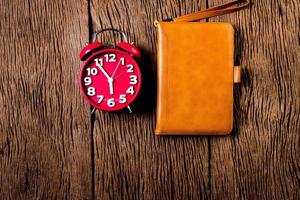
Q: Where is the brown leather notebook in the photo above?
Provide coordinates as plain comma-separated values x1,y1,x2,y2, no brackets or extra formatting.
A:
155,22,239,135
154,0,248,135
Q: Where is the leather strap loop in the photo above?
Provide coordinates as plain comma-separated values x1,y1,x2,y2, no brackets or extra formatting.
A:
234,66,241,83
174,0,249,22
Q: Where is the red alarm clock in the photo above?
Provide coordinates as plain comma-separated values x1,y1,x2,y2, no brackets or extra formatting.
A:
79,29,142,112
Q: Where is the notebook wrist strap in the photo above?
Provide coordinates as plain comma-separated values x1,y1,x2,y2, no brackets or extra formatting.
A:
173,0,249,22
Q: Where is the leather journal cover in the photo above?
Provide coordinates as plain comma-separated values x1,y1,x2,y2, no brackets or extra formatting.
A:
155,22,237,135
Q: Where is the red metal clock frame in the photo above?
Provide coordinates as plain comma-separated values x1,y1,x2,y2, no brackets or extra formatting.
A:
79,42,142,112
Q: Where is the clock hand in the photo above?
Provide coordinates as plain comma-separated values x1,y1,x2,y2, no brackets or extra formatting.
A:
114,73,124,80
95,61,114,94
108,78,114,95
99,66,111,80
95,61,111,80
111,60,121,79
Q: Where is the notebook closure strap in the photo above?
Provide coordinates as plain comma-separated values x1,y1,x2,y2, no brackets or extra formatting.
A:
173,0,249,22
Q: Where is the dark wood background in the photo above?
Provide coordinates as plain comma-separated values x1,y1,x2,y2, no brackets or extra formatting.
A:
0,0,299,199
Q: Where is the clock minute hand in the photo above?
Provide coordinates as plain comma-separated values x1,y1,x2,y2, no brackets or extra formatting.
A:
99,66,111,80
95,62,114,94
95,62,111,80
98,65,114,94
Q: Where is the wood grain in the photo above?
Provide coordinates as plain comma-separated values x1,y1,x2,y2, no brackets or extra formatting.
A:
209,0,300,199
90,0,210,199
0,1,92,199
0,0,299,199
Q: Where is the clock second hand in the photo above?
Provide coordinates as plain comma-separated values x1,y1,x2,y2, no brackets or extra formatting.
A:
108,60,122,95
111,60,121,79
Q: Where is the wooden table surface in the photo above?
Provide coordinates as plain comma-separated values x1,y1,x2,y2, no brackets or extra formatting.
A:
0,0,299,199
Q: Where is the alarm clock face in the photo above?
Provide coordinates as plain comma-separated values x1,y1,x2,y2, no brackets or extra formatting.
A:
80,49,142,111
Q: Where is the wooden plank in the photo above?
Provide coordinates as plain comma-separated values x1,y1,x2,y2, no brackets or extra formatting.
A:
0,1,92,199
90,0,210,199
209,0,300,199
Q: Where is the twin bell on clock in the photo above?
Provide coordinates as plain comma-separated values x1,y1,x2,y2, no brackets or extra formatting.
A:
79,29,142,112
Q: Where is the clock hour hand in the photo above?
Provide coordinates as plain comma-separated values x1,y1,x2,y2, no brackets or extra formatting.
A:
108,78,114,95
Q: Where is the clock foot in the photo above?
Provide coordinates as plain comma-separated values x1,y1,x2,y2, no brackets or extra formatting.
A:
127,106,133,113
91,107,97,114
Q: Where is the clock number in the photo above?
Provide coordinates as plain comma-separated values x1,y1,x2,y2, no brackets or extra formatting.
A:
120,57,125,65
107,98,115,107
104,54,116,62
126,64,134,73
119,94,127,104
86,68,98,76
129,75,138,85
97,95,104,103
126,86,135,95
94,58,103,67
87,87,96,96
84,77,92,85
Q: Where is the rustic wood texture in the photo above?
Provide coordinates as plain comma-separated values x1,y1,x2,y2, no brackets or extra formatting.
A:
0,0,299,199
0,1,92,199
209,0,300,199
90,1,210,199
